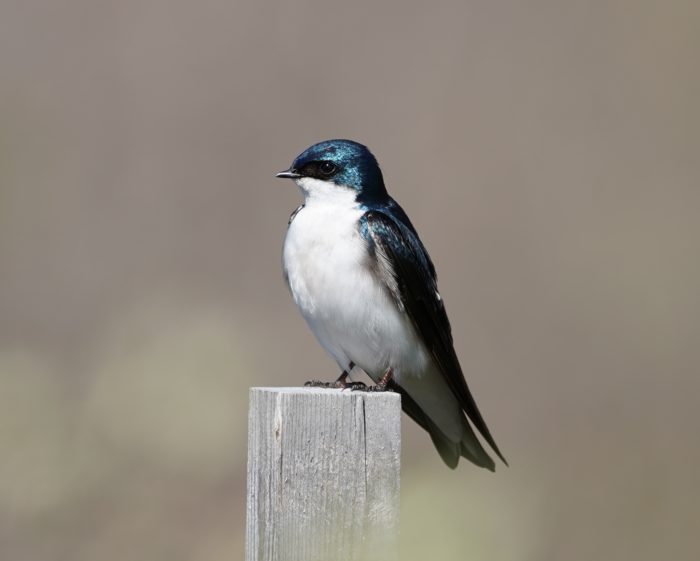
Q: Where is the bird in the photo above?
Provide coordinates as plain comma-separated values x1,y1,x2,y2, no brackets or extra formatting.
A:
276,139,506,470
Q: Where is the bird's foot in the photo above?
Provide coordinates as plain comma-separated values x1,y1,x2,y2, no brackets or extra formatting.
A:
345,382,370,392
303,379,367,390
351,367,394,392
364,384,394,393
303,380,337,388
304,366,357,389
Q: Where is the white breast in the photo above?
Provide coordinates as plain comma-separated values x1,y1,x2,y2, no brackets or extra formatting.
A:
282,178,431,381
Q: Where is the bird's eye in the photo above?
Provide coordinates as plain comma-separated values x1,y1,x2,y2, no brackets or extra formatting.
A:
319,161,337,176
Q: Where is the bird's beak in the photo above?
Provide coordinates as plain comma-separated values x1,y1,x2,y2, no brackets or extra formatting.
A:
276,169,301,179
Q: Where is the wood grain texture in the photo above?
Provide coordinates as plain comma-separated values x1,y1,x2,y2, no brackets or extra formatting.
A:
246,387,401,561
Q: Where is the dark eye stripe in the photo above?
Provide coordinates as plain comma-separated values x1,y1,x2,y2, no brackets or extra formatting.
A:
299,161,339,180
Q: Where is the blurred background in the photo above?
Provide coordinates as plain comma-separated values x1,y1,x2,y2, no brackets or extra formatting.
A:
1,1,698,560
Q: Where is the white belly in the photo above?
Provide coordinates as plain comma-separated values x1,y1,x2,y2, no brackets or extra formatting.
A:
281,179,462,441
282,187,430,382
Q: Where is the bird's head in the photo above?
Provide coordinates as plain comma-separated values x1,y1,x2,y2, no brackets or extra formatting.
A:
276,139,387,203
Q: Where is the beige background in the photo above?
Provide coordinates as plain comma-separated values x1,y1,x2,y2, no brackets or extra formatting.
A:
1,1,698,560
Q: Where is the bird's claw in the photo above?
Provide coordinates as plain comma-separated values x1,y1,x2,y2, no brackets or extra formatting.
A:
345,381,368,391
304,380,336,388
354,367,394,392
304,366,393,392
366,384,394,393
303,379,372,391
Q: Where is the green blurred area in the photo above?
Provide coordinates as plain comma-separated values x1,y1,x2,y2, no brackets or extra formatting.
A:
1,1,698,560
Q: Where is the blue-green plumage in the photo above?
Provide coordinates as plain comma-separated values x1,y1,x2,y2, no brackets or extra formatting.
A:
286,139,388,204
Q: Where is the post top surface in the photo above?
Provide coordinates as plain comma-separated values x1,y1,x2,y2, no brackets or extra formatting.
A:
250,386,401,401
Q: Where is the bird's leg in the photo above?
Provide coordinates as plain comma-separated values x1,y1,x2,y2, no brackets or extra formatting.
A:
353,367,394,392
337,362,367,389
304,376,341,388
374,367,394,391
333,373,366,390
305,362,365,389
336,364,367,390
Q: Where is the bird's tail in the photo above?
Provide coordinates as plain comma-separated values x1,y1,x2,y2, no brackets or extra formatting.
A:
457,414,496,471
389,381,496,470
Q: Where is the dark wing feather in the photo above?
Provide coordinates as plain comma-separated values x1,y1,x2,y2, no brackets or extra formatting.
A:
361,207,507,466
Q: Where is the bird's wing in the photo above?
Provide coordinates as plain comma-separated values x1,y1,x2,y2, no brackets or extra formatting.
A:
360,207,507,465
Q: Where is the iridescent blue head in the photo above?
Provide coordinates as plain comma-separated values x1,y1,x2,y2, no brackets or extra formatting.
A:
276,139,387,203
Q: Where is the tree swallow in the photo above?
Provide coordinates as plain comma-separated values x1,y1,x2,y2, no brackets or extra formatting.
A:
277,139,506,470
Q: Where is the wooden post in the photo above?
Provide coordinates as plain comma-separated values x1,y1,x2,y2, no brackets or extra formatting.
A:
246,387,401,561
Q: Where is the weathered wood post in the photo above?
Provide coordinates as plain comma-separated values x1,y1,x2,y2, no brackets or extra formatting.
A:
246,387,401,561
